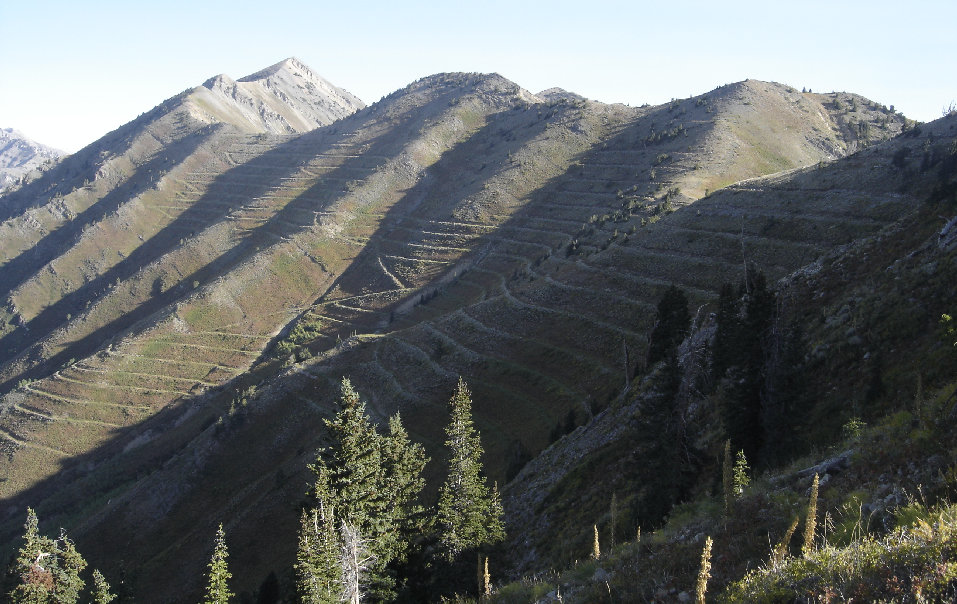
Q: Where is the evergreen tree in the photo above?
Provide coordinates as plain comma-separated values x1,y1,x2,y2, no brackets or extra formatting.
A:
8,509,88,604
255,571,280,604
91,570,116,604
437,379,506,561
732,450,750,496
9,508,56,604
314,380,395,598
295,501,341,604
711,282,741,384
632,354,685,521
203,524,233,604
50,532,86,604
721,269,775,463
300,380,429,600
762,320,808,462
322,380,390,540
381,412,430,565
646,285,691,368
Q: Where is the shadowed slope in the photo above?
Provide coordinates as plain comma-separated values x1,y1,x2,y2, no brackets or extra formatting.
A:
0,72,913,600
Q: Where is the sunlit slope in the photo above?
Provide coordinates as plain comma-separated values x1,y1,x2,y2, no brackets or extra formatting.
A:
93,83,910,599
290,97,911,476
0,72,542,499
0,71,909,600
0,58,363,386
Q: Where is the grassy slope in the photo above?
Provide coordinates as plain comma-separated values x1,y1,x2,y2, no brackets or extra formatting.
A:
0,75,911,600
488,113,957,602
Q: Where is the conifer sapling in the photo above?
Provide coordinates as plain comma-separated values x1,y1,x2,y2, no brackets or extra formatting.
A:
204,523,233,604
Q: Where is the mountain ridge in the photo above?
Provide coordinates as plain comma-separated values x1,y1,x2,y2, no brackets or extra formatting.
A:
0,59,935,601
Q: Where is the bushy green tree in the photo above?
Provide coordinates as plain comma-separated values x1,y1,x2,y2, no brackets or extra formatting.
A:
203,524,232,604
8,508,87,604
299,379,428,600
762,320,808,462
91,570,116,604
50,533,86,604
381,412,430,564
295,497,341,604
633,354,685,522
437,378,506,560
9,508,56,603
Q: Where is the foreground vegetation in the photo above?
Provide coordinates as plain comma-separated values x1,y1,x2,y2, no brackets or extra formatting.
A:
6,380,505,603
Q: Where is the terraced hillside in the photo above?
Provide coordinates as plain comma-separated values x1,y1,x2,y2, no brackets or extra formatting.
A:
0,63,911,600
500,111,957,588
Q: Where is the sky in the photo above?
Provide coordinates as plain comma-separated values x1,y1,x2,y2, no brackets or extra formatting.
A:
1,0,955,152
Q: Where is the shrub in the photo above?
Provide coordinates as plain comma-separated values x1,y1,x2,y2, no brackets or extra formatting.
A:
721,503,957,603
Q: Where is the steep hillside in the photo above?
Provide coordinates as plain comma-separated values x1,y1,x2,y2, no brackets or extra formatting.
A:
0,67,911,600
0,128,65,192
492,113,957,602
0,59,363,391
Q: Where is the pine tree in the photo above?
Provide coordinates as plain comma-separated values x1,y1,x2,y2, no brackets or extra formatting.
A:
301,380,428,600
318,380,394,597
9,508,55,604
732,450,750,496
255,571,280,604
381,412,430,564
295,501,341,604
711,282,741,384
91,570,116,604
646,284,691,368
437,378,506,560
632,354,685,522
762,319,808,462
322,380,391,544
50,532,86,604
203,524,233,604
721,270,775,463
9,509,88,604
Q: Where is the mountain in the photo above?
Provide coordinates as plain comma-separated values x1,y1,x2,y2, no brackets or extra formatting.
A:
0,128,66,192
1,58,943,601
194,57,365,133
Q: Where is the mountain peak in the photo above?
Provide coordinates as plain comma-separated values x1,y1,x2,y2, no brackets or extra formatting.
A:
238,56,309,83
189,58,365,134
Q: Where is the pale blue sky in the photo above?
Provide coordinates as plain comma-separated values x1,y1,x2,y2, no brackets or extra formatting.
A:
1,0,954,152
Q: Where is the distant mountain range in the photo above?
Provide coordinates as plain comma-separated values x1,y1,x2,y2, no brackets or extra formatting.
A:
0,128,66,191
0,58,953,602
